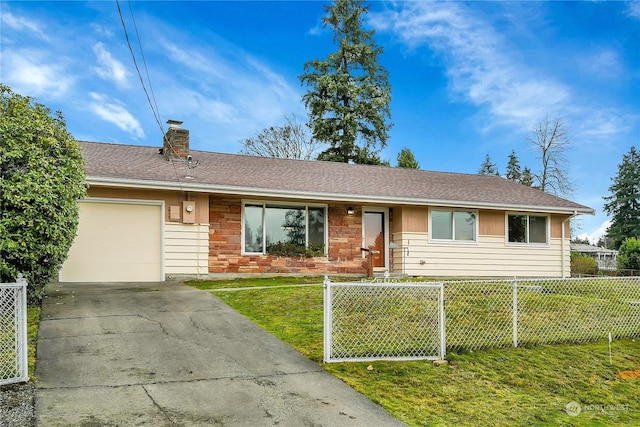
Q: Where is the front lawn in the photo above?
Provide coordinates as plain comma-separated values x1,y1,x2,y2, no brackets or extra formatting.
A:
188,277,640,426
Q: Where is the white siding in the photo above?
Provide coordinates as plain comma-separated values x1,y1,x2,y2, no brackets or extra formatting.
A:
164,223,209,277
392,233,569,277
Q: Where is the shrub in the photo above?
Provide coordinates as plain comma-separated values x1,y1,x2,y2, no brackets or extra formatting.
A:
266,242,325,258
0,85,86,302
618,237,640,273
570,253,598,276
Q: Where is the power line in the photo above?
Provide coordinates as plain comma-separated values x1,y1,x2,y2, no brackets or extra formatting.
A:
115,0,187,189
126,0,163,133
116,0,164,135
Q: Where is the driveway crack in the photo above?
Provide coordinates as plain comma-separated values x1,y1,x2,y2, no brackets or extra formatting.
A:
142,384,181,426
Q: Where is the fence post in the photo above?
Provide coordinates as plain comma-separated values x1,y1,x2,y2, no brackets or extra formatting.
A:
17,275,28,382
439,282,446,360
323,276,332,363
512,277,518,348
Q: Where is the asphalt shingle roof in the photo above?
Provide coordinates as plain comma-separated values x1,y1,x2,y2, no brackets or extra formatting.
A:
80,141,594,214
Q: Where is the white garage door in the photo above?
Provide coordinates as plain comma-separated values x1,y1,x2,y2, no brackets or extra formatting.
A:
60,200,163,282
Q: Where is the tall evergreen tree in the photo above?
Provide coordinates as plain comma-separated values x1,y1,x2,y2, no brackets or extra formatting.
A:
478,153,499,175
396,147,419,169
505,150,522,182
520,167,534,186
300,0,392,164
603,146,640,248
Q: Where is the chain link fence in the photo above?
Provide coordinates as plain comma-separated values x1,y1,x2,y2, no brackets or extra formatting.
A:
323,277,640,362
0,276,29,385
324,279,445,363
446,276,640,351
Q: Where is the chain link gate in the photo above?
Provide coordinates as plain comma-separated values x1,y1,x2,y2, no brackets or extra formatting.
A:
0,276,29,385
323,278,445,363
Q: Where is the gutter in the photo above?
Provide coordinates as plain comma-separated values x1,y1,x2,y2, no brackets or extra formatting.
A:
86,176,595,216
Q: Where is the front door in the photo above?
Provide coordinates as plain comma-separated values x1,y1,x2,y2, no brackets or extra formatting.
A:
364,211,386,268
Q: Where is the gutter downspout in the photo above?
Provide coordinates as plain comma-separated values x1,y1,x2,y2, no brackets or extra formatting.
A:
561,211,579,278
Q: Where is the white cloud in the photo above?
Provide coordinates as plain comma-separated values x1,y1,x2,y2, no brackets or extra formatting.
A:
153,32,304,139
170,89,238,124
370,3,569,129
577,49,623,79
576,220,611,244
306,16,326,37
163,42,224,77
578,110,635,139
93,43,130,88
627,2,640,19
0,9,48,41
2,50,72,97
88,92,145,139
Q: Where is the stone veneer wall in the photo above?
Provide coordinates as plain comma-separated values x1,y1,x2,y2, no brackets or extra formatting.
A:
208,197,368,274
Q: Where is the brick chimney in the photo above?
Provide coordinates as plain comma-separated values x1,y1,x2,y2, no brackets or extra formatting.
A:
163,120,189,160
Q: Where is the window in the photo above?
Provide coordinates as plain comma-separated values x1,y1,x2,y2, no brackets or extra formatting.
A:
243,203,326,254
507,214,548,244
431,209,477,242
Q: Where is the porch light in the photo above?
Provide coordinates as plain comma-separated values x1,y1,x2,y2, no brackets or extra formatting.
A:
347,207,355,215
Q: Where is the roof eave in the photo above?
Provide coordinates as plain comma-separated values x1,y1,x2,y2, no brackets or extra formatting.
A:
86,176,595,216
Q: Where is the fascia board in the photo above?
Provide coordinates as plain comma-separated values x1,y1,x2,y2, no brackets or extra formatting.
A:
86,176,595,216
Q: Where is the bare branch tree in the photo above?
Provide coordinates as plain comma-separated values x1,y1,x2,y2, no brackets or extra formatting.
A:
527,115,574,196
239,114,326,160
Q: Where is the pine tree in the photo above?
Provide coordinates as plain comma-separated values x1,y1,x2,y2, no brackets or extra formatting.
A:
505,150,522,182
300,0,392,164
478,154,499,175
603,146,640,248
396,147,419,169
520,167,534,186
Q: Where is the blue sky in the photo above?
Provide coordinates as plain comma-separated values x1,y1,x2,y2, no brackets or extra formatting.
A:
2,1,639,242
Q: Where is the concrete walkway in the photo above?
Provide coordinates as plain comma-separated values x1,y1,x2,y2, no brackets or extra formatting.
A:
35,281,406,426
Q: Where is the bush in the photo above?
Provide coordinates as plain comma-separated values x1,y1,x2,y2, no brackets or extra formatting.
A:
266,242,325,258
0,85,86,302
570,253,598,276
618,237,640,273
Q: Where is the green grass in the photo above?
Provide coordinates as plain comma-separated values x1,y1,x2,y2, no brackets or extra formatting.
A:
28,305,40,378
187,277,640,426
188,275,329,290
1,305,39,382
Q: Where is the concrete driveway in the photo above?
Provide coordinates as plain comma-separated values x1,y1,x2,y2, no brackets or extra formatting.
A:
35,281,406,426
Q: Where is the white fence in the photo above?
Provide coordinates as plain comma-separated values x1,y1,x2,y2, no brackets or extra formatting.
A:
324,277,640,362
0,276,28,385
323,278,445,363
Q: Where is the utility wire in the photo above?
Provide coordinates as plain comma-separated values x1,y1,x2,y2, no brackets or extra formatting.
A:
115,0,186,190
127,0,163,132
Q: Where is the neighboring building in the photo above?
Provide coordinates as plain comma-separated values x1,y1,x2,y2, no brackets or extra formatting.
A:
59,122,594,282
570,243,618,271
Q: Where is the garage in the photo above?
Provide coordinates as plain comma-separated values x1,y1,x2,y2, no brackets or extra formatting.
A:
60,199,164,282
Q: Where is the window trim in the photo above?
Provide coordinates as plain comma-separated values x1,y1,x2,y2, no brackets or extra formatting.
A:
241,200,328,255
428,208,479,244
505,213,550,247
